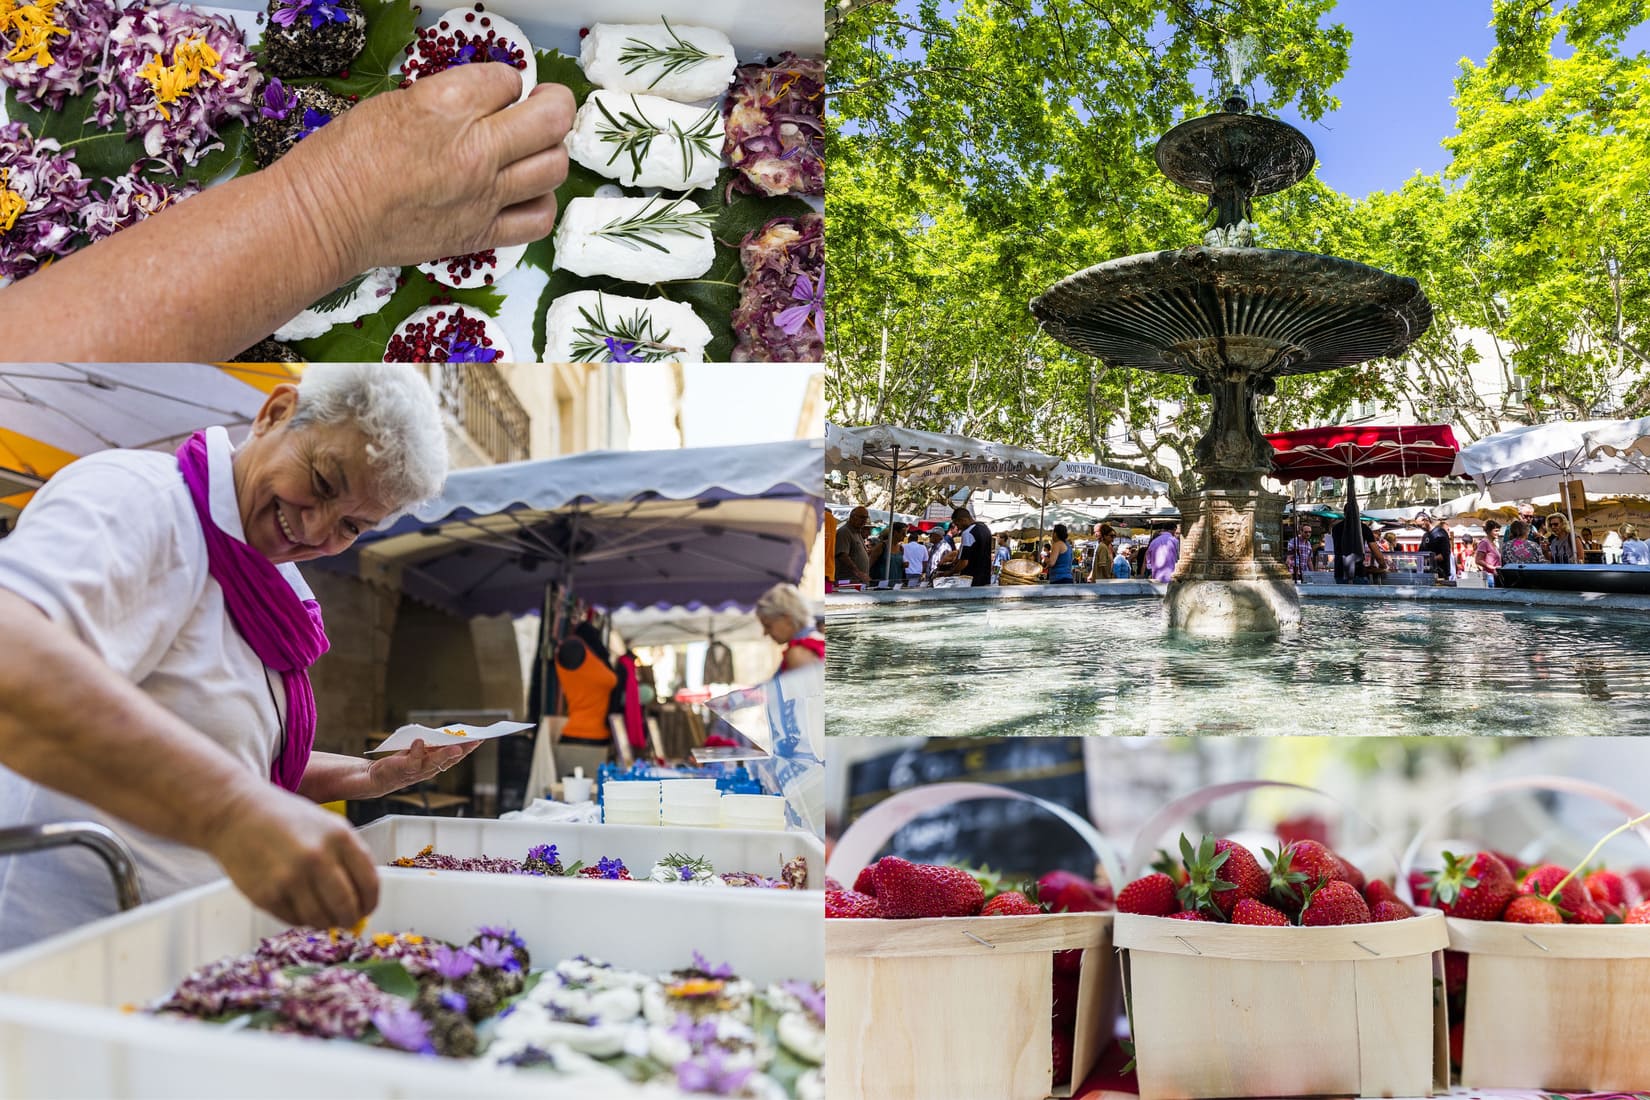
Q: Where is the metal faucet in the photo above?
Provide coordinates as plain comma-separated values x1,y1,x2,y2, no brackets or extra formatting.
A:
0,821,143,911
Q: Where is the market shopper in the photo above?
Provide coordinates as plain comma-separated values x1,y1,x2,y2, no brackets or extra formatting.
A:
1502,520,1547,564
1146,523,1180,583
834,506,873,586
1090,524,1116,581
0,366,466,951
1417,513,1451,580
1287,523,1314,581
1622,525,1650,566
1545,513,1579,565
940,507,993,587
756,583,824,670
1475,521,1503,586
902,530,930,587
1045,524,1076,584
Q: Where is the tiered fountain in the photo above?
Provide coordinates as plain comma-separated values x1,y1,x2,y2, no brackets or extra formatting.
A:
1031,88,1433,635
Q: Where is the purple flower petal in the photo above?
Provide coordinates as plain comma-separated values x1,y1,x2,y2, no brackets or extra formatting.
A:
371,1004,434,1054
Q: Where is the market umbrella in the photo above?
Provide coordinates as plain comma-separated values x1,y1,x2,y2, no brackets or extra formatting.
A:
317,439,824,616
825,423,1059,583
0,364,282,508
989,503,1110,534
1269,424,1459,579
907,458,1167,542
608,606,775,648
1453,417,1650,552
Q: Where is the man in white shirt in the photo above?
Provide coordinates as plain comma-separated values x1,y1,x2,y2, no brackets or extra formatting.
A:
901,530,930,586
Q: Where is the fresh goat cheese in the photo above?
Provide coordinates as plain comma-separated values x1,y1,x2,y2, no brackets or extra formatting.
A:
566,90,724,192
552,196,717,282
580,20,737,103
542,290,713,363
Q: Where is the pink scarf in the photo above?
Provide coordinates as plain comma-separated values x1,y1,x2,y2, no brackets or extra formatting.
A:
176,431,329,792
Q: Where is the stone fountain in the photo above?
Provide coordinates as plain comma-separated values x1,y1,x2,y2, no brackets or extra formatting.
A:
1030,88,1432,635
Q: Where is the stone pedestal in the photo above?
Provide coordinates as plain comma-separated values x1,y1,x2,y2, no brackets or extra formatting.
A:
1167,489,1301,635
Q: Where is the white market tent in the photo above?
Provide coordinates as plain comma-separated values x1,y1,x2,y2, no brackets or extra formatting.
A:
1453,417,1650,542
907,458,1168,535
825,422,1061,513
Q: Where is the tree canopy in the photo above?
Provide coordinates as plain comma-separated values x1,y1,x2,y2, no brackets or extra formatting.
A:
826,0,1650,497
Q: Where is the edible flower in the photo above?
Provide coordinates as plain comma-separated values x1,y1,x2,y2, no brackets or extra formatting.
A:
780,979,824,1024
675,1047,755,1096
604,336,643,363
467,936,521,972
371,1004,435,1054
680,865,696,881
444,337,500,363
666,1012,719,1051
593,856,628,880
260,77,297,120
3,4,67,68
773,271,823,337
691,951,735,980
137,37,223,122
172,35,222,81
430,943,475,981
438,990,468,1015
296,106,331,140
0,168,24,235
476,926,526,951
272,0,351,30
455,41,517,65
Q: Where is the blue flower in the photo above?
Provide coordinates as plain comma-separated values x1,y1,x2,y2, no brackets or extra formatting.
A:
296,107,332,141
675,1047,755,1095
604,336,643,363
371,1005,434,1055
680,865,696,881
467,937,521,973
439,990,468,1015
690,951,734,980
430,944,475,982
595,856,629,880
445,338,501,363
273,0,352,30
774,271,824,337
476,926,527,951
260,78,297,121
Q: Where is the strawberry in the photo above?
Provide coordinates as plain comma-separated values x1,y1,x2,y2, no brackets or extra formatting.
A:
1518,864,1595,922
871,857,984,918
1118,873,1180,917
1427,851,1515,921
1491,850,1527,878
1300,880,1372,927
1037,869,1114,913
1585,869,1627,908
1443,951,1468,996
853,865,878,897
1053,948,1083,975
1408,870,1435,909
1051,969,1080,1026
1336,855,1367,892
1166,910,1208,921
824,877,844,893
1363,879,1407,910
1449,1021,1464,1070
1624,901,1650,924
1504,894,1563,923
826,890,881,919
1180,834,1266,919
1370,900,1414,922
1231,898,1290,926
1263,840,1336,910
1052,1027,1073,1085
982,891,1042,916
1628,868,1650,901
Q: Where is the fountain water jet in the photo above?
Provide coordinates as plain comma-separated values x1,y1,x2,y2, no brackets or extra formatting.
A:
1031,92,1432,635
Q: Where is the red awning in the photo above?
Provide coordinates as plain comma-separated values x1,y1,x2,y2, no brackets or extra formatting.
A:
1266,424,1460,481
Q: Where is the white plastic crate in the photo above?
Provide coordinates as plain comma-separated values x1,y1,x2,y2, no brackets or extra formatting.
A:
358,814,823,888
0,871,821,1099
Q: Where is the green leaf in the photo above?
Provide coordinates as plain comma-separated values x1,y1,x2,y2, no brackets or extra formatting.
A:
160,122,248,186
3,86,143,182
336,959,419,999
519,160,607,277
288,268,506,361
307,0,420,98
750,995,816,1095
536,48,595,107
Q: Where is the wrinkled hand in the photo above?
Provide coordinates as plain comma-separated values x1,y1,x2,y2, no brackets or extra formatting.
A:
280,61,575,272
366,738,482,797
206,783,379,930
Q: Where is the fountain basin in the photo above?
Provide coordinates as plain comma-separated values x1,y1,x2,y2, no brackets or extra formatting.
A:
825,588,1650,735
1029,247,1433,377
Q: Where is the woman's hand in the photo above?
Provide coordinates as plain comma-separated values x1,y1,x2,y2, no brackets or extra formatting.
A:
365,738,483,798
279,62,575,274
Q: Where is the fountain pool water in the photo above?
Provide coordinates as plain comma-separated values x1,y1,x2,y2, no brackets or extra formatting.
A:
826,596,1650,736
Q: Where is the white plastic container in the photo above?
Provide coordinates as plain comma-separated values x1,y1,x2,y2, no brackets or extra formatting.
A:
0,872,821,1099
358,815,823,887
721,793,788,831
602,779,662,825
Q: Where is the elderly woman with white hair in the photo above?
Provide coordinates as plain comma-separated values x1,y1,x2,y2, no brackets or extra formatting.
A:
0,365,470,951
755,583,823,671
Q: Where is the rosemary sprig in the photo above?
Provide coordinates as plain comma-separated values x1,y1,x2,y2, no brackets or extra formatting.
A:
309,272,367,313
591,94,720,183
569,294,687,363
618,17,723,89
591,197,716,252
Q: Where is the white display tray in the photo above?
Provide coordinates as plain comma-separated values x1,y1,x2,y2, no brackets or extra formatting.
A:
360,814,824,889
1,1,824,359
0,871,821,1099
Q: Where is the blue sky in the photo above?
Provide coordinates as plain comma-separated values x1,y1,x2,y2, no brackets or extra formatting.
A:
1272,1,1650,197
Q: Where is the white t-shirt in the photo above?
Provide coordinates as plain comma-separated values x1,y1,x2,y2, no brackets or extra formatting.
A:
0,426,311,951
901,541,929,574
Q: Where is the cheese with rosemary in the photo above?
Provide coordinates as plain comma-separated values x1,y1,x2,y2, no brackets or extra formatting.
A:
566,90,724,191
579,20,737,104
552,195,716,282
542,290,712,363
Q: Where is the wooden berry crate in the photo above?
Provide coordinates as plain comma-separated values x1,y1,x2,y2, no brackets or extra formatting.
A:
1116,910,1449,1099
1445,918,1650,1090
1401,776,1650,1091
824,781,1125,1100
825,911,1114,1100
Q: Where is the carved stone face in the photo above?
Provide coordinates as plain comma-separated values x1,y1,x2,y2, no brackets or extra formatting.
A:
1213,514,1252,560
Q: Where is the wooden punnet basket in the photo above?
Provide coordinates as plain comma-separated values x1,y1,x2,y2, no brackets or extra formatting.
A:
823,782,1121,1100
1402,776,1650,1091
1119,780,1450,1100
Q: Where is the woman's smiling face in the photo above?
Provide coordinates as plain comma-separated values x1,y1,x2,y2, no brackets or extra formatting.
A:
233,386,396,564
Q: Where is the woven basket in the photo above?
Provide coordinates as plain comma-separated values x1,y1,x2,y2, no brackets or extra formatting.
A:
999,558,1043,586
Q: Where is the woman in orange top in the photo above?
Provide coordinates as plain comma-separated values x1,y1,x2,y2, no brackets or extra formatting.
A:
553,636,617,783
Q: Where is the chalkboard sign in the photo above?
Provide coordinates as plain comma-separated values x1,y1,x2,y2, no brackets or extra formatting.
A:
844,738,1096,884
